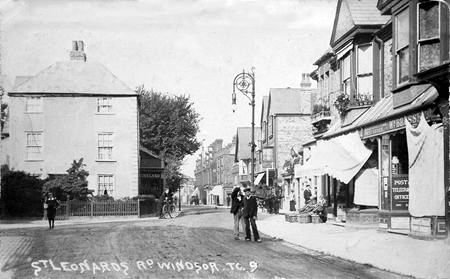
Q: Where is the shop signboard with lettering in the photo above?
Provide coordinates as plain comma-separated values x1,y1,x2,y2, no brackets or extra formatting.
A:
361,109,433,139
391,175,409,211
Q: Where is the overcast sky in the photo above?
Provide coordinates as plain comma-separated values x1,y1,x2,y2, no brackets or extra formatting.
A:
1,0,337,177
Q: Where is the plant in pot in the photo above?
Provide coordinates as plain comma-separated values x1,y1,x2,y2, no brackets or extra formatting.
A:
334,93,350,116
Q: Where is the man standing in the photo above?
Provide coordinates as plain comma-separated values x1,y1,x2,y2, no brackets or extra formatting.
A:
243,188,261,243
304,184,312,204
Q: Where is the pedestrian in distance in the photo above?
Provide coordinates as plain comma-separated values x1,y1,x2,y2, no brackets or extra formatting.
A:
46,193,59,230
230,186,245,240
159,187,172,218
243,187,261,243
304,184,312,204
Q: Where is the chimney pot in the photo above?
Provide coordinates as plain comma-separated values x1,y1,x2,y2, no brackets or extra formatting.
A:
300,73,311,88
77,41,84,51
70,40,86,62
72,41,78,51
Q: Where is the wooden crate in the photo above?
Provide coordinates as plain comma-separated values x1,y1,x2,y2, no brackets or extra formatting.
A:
298,214,311,223
311,214,323,224
285,214,299,223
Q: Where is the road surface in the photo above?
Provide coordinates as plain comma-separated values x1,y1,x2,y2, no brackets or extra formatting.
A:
0,206,410,278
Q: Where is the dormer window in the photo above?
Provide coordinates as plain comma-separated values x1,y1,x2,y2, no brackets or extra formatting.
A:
395,8,410,86
417,1,440,72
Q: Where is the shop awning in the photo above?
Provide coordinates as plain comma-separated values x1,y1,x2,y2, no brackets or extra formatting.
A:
295,132,372,184
210,185,223,196
191,187,199,197
325,132,372,184
254,173,265,185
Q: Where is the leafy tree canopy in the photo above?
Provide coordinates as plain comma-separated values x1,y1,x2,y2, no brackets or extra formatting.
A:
137,86,201,162
43,158,93,201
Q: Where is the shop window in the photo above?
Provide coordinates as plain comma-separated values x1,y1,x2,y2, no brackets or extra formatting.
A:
418,1,440,72
395,8,410,85
357,44,373,103
391,133,408,175
341,53,352,95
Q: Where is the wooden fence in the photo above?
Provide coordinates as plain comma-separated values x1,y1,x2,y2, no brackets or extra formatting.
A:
55,199,157,220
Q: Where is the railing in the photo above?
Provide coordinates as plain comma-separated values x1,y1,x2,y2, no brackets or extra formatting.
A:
55,199,156,219
311,110,331,122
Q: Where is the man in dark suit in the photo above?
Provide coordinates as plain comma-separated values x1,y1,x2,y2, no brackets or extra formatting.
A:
243,187,261,242
304,184,312,204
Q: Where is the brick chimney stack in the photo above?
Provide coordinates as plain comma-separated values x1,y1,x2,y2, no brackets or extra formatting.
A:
70,40,87,62
300,73,311,88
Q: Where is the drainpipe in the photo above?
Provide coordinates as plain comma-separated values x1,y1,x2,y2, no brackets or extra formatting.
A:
373,35,384,100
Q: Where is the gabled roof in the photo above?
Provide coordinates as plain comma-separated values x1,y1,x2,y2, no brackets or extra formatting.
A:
10,61,136,95
330,0,390,47
267,88,313,116
234,127,261,161
260,96,269,125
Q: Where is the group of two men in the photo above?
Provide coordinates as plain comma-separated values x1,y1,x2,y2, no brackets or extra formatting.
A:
230,186,261,243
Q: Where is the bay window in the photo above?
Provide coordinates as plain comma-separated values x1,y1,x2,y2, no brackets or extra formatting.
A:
395,8,410,85
417,1,440,72
341,53,351,95
357,44,373,103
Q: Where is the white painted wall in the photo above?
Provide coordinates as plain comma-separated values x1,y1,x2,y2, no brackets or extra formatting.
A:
7,95,139,198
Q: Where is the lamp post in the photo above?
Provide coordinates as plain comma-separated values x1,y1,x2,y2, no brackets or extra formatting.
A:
232,68,256,189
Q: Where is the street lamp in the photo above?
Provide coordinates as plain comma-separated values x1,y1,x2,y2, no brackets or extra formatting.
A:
232,68,256,189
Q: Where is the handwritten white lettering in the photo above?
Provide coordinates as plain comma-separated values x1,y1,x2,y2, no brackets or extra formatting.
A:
30,259,259,277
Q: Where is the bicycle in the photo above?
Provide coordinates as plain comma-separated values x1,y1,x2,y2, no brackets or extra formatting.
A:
161,199,176,219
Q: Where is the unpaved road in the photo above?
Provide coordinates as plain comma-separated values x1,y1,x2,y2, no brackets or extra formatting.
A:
0,206,409,279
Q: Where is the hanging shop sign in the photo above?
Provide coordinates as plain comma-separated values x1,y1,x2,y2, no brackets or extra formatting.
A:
391,175,409,211
361,109,433,139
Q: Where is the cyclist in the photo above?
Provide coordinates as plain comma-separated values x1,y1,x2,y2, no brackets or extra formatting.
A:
159,187,173,218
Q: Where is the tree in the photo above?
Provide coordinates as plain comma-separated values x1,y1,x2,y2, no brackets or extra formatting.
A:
137,86,201,193
1,170,44,217
43,158,93,201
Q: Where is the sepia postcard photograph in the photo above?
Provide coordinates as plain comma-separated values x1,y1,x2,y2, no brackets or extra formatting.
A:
0,0,449,278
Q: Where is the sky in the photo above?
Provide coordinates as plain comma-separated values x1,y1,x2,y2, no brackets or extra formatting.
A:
0,0,337,177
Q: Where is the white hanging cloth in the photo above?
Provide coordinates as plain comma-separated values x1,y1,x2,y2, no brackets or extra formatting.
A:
406,113,445,217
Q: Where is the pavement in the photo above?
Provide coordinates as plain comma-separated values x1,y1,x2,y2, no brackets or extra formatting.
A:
257,212,450,279
1,206,449,279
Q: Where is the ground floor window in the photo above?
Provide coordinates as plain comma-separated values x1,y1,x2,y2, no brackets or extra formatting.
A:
98,174,114,196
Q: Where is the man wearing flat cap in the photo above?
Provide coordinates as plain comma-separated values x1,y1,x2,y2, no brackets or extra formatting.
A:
242,187,261,242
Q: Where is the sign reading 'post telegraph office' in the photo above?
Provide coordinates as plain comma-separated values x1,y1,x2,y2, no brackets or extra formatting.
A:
391,175,409,211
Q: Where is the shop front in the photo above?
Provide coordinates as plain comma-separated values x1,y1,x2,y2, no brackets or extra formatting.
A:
358,85,447,238
295,132,376,223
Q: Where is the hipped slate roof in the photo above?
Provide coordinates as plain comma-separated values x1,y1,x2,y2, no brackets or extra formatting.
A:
10,61,136,95
235,127,261,161
268,88,312,116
